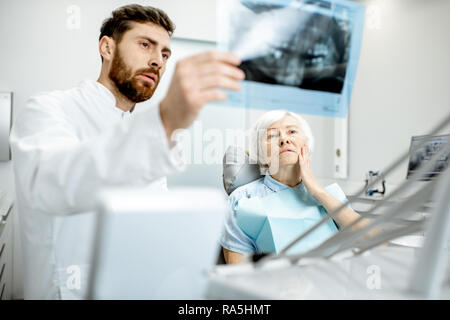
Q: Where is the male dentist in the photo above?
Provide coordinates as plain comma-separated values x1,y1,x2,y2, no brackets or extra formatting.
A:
10,4,244,299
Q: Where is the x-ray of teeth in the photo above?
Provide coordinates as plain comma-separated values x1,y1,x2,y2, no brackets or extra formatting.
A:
216,0,365,118
231,1,351,93
407,135,450,180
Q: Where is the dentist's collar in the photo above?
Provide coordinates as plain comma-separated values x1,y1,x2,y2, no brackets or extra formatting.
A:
93,80,133,116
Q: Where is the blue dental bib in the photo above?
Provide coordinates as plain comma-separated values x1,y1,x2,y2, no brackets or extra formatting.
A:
235,184,343,255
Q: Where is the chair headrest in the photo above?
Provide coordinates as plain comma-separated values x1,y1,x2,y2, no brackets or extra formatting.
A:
222,145,262,195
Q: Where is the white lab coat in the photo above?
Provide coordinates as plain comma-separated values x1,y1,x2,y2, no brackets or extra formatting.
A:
10,79,184,299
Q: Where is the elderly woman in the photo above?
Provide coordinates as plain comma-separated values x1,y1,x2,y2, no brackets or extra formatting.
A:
220,110,375,264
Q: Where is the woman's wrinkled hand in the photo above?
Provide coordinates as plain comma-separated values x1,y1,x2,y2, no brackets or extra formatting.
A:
298,145,325,198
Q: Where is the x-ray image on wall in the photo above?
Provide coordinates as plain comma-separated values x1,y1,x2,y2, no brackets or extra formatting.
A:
216,0,365,118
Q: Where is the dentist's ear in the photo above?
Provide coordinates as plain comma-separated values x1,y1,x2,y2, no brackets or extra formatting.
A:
99,36,115,62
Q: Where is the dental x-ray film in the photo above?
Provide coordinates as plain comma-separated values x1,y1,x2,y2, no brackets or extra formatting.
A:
216,0,365,118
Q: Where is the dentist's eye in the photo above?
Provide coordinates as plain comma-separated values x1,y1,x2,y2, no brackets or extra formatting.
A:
141,42,149,49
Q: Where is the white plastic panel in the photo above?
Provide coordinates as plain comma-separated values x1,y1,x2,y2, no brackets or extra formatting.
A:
334,117,348,179
0,92,12,161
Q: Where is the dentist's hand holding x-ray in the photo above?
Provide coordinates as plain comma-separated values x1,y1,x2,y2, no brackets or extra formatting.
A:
160,51,244,139
10,4,244,300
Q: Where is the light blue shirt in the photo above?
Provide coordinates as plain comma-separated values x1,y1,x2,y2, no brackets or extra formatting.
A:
220,174,350,254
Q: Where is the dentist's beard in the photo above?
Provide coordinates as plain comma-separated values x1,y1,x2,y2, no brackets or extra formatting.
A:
109,49,159,103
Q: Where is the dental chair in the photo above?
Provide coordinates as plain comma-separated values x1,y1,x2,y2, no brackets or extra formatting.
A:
217,145,261,264
222,145,261,196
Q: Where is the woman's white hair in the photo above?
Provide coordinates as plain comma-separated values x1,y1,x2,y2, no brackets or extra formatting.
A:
248,110,314,165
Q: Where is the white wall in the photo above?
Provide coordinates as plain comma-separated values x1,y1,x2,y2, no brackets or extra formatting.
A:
350,0,450,184
1,0,449,299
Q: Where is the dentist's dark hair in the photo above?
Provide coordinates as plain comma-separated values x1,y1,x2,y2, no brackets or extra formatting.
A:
99,4,175,41
99,4,175,61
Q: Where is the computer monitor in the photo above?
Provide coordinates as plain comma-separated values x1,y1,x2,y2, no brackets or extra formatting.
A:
87,187,227,299
406,134,450,181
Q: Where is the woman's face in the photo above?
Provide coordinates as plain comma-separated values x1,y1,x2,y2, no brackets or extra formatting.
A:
260,115,308,168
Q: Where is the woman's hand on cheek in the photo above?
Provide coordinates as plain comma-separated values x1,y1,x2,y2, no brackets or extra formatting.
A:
298,146,325,198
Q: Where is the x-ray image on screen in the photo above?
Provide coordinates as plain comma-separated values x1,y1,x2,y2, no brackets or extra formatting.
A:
216,0,365,118
407,135,450,181
236,2,351,93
